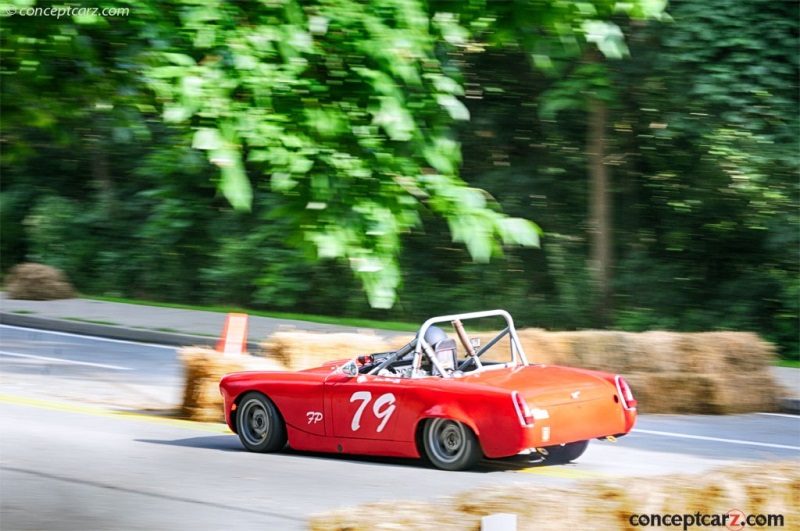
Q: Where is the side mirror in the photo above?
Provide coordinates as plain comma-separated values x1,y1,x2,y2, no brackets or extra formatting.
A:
342,360,358,377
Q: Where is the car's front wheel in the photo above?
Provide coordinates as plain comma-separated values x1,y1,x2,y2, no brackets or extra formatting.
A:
422,418,482,471
543,440,589,463
236,392,287,453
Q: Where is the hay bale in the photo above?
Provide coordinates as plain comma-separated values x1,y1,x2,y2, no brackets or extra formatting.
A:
624,373,726,414
628,331,686,372
596,461,800,528
308,461,799,531
558,330,636,371
179,346,287,422
677,332,776,374
517,329,776,374
514,329,575,366
712,369,780,414
6,262,76,300
252,326,779,414
260,331,395,371
512,328,780,415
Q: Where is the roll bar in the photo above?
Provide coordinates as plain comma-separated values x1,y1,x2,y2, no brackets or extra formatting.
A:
411,309,529,378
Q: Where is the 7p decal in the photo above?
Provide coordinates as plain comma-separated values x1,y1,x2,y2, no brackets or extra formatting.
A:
349,391,396,432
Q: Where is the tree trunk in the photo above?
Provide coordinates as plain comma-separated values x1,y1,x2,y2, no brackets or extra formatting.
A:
89,126,114,218
587,97,612,326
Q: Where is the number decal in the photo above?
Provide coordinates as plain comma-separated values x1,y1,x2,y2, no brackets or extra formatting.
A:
349,391,372,431
349,391,397,432
373,393,397,433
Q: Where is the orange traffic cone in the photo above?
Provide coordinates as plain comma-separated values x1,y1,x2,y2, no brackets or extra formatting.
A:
216,313,249,356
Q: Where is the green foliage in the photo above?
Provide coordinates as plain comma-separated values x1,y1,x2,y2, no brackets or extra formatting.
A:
443,0,798,358
198,193,361,312
606,0,799,359
0,188,31,271
0,0,796,360
145,0,541,307
23,195,86,272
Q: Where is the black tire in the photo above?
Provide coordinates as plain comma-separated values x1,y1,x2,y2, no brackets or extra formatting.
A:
543,440,589,463
236,392,287,453
422,418,482,471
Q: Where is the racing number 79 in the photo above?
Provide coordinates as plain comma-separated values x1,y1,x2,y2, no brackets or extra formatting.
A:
350,391,396,432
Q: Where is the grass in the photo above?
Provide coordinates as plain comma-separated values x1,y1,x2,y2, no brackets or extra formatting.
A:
64,317,119,326
86,295,420,332
155,327,216,337
11,310,36,314
775,359,800,369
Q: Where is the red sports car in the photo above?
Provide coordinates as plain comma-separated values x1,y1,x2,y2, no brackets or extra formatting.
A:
219,310,637,471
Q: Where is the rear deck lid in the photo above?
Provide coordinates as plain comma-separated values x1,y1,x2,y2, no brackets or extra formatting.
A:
461,365,614,407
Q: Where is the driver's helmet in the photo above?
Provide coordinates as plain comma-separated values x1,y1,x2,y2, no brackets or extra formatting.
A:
422,325,448,348
421,325,457,375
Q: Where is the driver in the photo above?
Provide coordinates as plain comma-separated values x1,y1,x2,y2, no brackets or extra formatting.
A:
423,325,449,351
420,326,458,376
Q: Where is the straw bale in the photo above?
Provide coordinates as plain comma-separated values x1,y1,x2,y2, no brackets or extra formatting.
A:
676,332,776,373
387,334,416,351
674,334,732,374
712,369,780,414
623,370,780,415
625,332,684,372
179,346,287,422
308,461,799,531
6,262,76,300
560,330,636,371
251,326,779,414
515,328,775,374
511,327,780,414
623,373,726,414
517,329,776,374
260,332,395,371
515,329,574,366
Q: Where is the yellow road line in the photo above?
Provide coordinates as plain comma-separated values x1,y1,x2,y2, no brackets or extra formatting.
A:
0,393,232,434
519,466,618,479
483,459,618,478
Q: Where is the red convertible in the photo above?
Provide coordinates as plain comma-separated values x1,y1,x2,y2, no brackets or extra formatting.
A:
219,310,637,471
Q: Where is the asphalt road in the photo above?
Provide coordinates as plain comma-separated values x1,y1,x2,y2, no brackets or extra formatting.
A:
1,326,798,530
0,325,182,409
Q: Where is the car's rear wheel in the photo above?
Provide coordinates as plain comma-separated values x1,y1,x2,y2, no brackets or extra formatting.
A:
422,418,482,471
236,392,287,453
543,440,589,463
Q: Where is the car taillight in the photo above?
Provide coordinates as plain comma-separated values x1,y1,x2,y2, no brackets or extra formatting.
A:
615,375,638,410
512,391,534,427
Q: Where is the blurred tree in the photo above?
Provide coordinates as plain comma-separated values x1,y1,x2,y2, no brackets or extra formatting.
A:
609,0,799,356
1,0,160,276
450,0,668,324
2,0,542,308
0,0,225,297
1,0,796,358
145,0,540,308
431,0,797,357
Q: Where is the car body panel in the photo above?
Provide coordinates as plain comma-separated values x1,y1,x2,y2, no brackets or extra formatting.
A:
219,310,637,464
220,364,635,460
